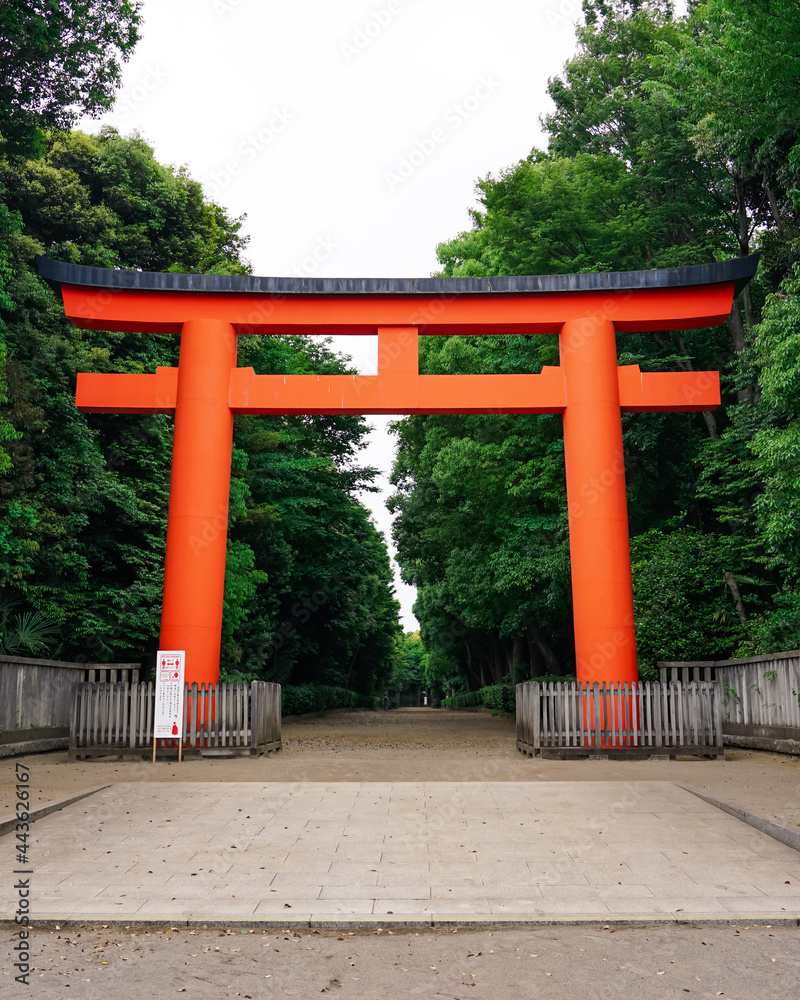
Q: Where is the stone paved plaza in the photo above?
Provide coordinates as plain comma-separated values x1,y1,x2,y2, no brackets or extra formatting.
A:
2,780,799,925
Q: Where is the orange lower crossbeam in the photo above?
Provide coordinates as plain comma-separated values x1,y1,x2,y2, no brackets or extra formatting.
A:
228,367,567,415
75,365,720,418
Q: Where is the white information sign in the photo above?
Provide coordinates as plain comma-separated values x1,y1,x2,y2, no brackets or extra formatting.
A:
154,649,185,739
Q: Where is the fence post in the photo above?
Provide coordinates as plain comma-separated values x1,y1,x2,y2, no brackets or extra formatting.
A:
129,682,138,751
653,682,663,749
188,682,198,750
592,683,601,748
531,682,540,751
69,685,80,756
712,680,724,756
250,681,258,752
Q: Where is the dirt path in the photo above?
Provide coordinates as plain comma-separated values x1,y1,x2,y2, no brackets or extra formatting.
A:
2,708,799,833
4,923,799,1000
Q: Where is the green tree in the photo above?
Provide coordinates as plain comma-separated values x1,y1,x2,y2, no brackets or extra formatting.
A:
0,129,248,661
391,336,573,688
0,1,141,154
394,0,800,686
390,631,428,692
750,268,800,574
661,0,800,282
0,128,401,688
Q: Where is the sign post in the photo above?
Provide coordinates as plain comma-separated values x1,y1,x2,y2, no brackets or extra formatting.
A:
153,649,185,763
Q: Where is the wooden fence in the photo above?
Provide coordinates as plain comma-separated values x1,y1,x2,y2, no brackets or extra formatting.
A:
69,681,281,760
516,680,724,758
660,651,800,744
0,655,140,754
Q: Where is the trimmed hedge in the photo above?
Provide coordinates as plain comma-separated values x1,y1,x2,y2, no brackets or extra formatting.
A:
441,675,577,715
281,684,379,717
441,690,484,710
441,686,513,712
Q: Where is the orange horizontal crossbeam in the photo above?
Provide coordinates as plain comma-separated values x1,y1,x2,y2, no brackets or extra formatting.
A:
60,283,737,337
76,364,720,416
618,365,720,412
228,366,567,415
76,366,179,413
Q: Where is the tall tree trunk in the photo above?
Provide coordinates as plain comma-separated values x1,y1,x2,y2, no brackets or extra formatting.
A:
723,571,747,622
731,166,756,325
464,640,480,690
511,635,527,683
733,168,751,256
673,335,720,439
763,173,783,230
491,637,505,685
525,622,560,676
475,640,487,689
728,301,746,354
728,301,756,404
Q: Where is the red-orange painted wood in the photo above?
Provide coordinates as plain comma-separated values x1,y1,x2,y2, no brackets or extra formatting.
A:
157,319,237,686
61,274,737,687
561,318,638,685
226,367,568,415
76,367,178,414
75,364,720,416
59,283,736,336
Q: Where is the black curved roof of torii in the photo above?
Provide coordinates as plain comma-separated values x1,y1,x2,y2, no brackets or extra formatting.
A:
37,254,759,299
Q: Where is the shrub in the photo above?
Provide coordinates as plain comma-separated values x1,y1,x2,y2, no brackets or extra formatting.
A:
441,690,483,710
281,684,375,716
481,684,516,714
440,676,576,714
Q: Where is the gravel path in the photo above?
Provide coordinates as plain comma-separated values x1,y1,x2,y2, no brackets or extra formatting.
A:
4,923,799,1000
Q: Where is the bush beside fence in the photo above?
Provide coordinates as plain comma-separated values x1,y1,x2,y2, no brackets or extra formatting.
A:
281,684,379,717
442,677,574,715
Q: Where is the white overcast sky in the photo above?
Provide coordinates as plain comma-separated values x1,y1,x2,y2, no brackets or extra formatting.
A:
80,0,586,628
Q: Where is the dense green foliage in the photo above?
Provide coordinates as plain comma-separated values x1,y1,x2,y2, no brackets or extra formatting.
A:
0,128,400,696
392,0,800,690
0,1,141,155
281,684,379,717
441,684,515,714
386,630,428,704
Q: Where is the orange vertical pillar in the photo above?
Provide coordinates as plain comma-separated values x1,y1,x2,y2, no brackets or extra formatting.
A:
560,317,638,685
159,318,237,685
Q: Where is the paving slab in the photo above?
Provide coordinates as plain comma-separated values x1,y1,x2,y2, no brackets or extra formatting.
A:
1,780,799,925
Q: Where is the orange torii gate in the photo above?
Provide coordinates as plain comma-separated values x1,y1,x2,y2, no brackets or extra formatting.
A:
39,255,757,687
